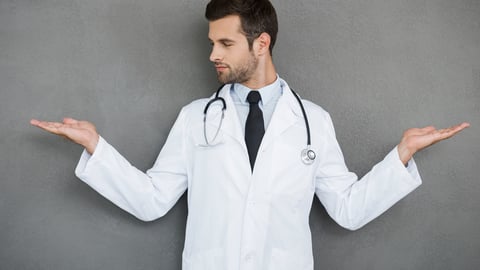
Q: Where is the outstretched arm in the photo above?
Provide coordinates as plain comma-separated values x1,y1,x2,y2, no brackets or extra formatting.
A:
315,116,470,230
397,122,470,165
30,118,99,154
30,115,188,221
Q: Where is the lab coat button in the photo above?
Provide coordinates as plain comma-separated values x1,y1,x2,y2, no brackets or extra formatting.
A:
244,253,254,262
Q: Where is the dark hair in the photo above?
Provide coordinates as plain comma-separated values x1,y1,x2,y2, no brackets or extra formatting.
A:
205,0,278,55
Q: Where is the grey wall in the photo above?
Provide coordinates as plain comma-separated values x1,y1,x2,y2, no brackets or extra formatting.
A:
1,0,479,269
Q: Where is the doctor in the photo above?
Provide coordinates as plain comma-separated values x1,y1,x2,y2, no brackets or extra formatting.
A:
30,0,469,269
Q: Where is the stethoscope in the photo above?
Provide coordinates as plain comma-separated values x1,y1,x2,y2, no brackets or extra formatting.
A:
203,84,316,165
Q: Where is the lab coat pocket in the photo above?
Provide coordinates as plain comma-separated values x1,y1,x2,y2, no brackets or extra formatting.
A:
194,129,225,147
193,114,226,148
269,188,315,219
269,248,313,270
191,128,227,173
182,248,224,270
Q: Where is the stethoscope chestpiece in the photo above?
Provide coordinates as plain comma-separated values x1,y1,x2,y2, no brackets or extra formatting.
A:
301,147,316,165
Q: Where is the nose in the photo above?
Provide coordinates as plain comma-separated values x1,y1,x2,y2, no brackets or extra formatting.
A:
209,45,222,63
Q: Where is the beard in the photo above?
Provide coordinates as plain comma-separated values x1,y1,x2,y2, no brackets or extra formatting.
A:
215,53,258,84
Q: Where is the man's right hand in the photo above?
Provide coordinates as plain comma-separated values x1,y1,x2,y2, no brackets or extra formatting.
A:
30,118,99,154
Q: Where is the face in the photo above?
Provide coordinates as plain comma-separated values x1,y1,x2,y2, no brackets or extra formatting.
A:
208,15,258,84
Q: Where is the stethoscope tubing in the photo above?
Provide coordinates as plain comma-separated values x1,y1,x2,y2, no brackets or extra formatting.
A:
203,84,316,164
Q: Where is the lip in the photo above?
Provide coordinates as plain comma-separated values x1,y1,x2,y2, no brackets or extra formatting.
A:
215,65,228,72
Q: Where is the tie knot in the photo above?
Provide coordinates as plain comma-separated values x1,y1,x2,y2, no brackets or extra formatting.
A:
247,91,262,105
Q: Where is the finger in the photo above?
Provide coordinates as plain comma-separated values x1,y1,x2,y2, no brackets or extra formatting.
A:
455,122,471,130
30,119,58,128
31,120,66,134
42,121,63,128
422,126,436,132
445,122,470,130
63,117,79,124
416,123,468,137
30,119,40,126
439,123,469,135
417,126,436,135
38,123,63,134
431,124,468,141
407,126,436,136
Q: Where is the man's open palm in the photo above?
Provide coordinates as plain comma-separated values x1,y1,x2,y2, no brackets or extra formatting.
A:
30,118,99,154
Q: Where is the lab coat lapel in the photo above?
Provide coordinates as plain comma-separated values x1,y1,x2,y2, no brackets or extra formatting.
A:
204,82,303,158
215,85,246,147
259,83,302,152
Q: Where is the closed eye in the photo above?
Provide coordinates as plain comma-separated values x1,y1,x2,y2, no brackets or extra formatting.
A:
209,38,235,48
221,41,234,47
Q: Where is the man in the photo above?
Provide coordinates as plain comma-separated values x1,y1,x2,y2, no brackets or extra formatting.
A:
30,0,469,269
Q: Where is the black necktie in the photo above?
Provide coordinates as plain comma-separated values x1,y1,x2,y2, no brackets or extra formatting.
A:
245,91,265,171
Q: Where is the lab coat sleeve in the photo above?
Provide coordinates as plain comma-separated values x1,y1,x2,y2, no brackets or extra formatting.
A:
75,108,189,222
314,113,422,230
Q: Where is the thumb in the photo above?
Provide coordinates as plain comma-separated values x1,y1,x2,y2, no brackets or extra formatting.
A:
63,117,79,124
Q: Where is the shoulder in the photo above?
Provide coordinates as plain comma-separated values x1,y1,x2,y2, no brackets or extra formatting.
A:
174,90,220,124
280,77,331,121
183,98,210,111
176,98,209,123
298,98,332,124
292,96,338,138
180,84,229,116
301,99,329,115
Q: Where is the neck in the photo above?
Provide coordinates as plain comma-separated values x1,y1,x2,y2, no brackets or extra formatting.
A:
242,57,277,90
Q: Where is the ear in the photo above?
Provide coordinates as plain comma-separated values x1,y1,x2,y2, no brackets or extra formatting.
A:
254,32,271,56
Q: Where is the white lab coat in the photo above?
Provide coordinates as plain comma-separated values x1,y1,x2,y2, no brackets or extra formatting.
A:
75,78,422,270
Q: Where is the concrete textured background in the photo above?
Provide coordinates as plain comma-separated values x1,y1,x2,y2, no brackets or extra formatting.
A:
0,0,479,269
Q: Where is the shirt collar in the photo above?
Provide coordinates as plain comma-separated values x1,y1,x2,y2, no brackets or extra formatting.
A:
232,75,281,106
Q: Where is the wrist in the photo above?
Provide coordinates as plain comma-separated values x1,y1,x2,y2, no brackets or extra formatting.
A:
84,134,99,155
397,141,414,165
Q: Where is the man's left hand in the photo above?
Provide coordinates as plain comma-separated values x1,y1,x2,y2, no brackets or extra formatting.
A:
397,122,470,165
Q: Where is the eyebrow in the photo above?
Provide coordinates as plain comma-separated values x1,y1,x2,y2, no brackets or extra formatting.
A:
208,38,236,44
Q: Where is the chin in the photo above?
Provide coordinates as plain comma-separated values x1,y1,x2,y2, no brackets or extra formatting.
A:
217,75,231,84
